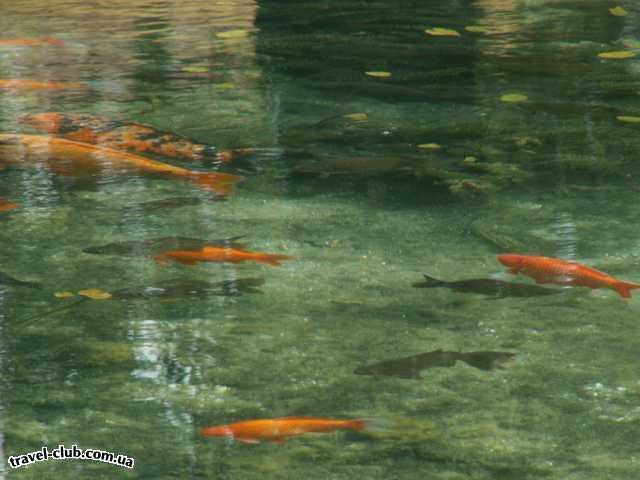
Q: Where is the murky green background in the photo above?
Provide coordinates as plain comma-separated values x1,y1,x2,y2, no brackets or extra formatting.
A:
1,0,640,478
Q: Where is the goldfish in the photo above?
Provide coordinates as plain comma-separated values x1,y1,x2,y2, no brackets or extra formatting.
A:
0,38,64,47
498,253,640,298
154,246,294,267
0,79,86,91
0,198,19,213
0,134,243,196
201,417,366,444
18,112,262,165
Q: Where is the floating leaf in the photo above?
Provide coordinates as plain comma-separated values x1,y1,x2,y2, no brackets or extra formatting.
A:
365,71,392,78
465,26,487,33
417,143,442,150
54,291,75,299
463,156,478,164
609,6,628,16
598,51,635,59
343,113,368,122
500,93,528,103
181,65,209,73
216,30,250,39
215,82,236,90
78,289,112,300
617,116,640,123
425,27,460,37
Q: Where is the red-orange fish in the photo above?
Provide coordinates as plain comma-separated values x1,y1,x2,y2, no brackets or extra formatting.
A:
0,79,86,91
0,37,64,47
154,246,294,266
0,134,243,196
0,198,19,213
498,253,640,298
201,417,366,444
18,112,259,164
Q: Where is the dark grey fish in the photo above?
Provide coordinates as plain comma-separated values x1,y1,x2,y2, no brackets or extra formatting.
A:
124,196,224,213
82,236,245,256
354,350,516,379
413,273,561,298
0,271,41,289
111,277,264,300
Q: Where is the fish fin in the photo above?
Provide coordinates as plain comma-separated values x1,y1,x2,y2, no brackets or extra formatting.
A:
259,254,295,267
237,438,260,444
614,281,640,299
188,171,244,196
508,267,520,275
412,274,444,288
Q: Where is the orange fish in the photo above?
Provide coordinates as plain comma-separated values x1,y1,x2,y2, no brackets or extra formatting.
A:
0,37,64,47
0,79,86,91
18,112,260,164
201,417,366,444
0,134,243,196
498,253,640,298
0,198,19,213
154,246,294,266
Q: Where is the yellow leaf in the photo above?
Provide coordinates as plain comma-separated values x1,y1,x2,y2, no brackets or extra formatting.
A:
54,291,75,299
216,30,250,39
417,143,442,150
425,27,460,37
598,51,635,59
609,6,628,16
500,93,528,103
617,116,640,123
78,289,112,300
344,113,368,122
463,156,478,164
215,82,236,90
465,26,487,33
181,65,209,73
365,71,392,78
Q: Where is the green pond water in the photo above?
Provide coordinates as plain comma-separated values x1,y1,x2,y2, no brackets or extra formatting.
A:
1,0,640,478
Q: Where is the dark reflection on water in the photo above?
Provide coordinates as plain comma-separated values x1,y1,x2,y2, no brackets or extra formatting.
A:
1,0,640,479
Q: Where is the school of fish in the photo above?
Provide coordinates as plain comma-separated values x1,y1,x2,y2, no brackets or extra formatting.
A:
2,35,638,450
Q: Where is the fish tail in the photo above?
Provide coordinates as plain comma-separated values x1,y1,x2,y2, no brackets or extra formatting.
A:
614,281,640,299
343,420,367,431
187,171,244,196
153,254,170,266
412,273,444,288
258,254,295,267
